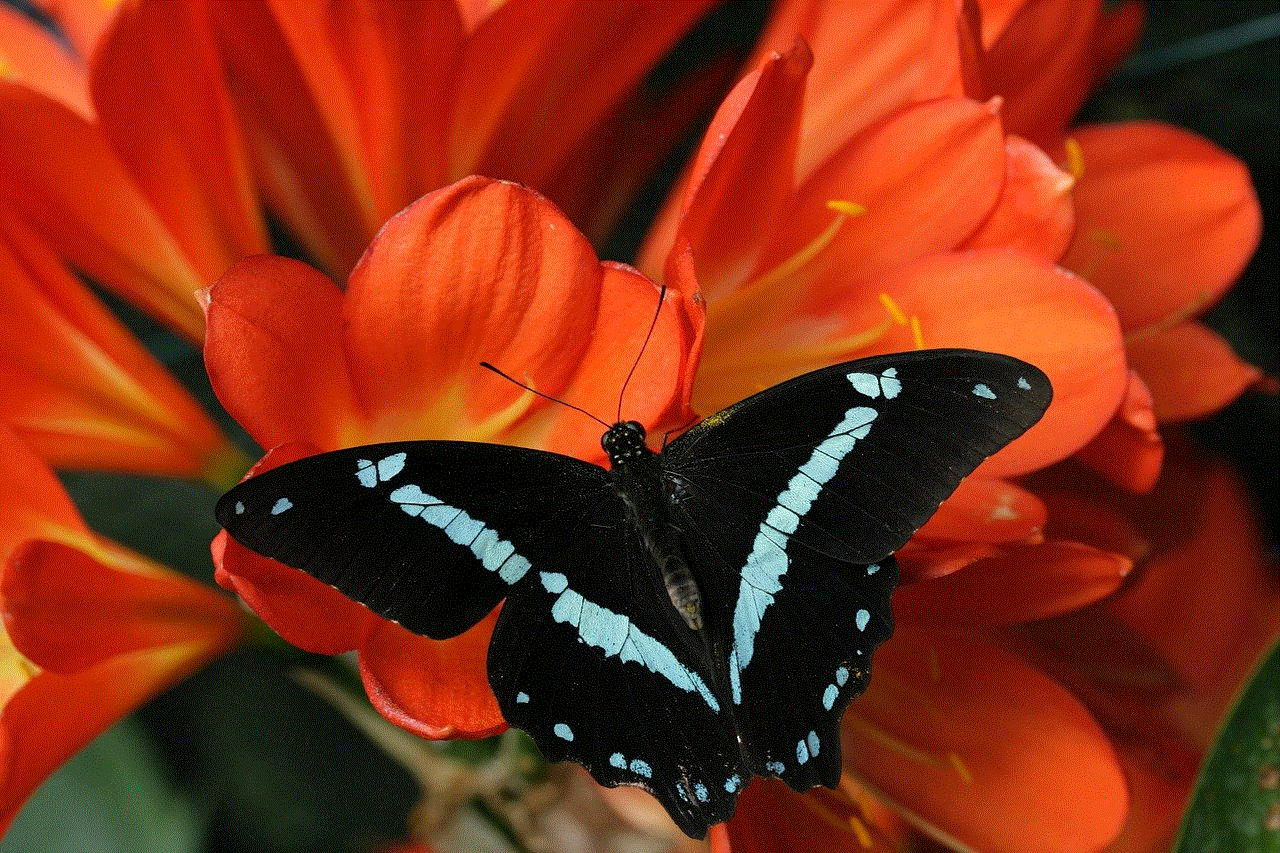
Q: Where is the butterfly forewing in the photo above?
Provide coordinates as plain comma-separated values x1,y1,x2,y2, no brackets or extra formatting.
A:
215,441,608,639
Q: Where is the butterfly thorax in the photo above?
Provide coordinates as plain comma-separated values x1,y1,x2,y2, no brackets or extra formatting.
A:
602,421,704,631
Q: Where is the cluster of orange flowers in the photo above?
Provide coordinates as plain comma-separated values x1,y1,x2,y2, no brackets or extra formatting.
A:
0,1,1272,851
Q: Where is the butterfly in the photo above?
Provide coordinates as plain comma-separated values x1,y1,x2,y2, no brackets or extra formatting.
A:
216,347,1052,837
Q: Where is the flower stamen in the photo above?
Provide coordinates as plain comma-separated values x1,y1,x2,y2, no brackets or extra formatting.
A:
743,199,866,295
1124,290,1214,345
1063,137,1085,181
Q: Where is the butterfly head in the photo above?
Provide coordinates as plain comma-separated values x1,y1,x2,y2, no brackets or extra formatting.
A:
601,420,648,467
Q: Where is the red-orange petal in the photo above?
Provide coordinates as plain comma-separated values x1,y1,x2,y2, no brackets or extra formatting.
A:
0,3,90,118
211,442,376,656
0,640,226,836
91,0,268,285
0,214,233,479
1061,122,1262,332
915,477,1047,543
648,40,811,300
1127,321,1263,423
727,777,905,853
867,250,1126,476
962,133,1075,261
0,82,205,339
203,255,363,452
342,177,604,447
982,0,1104,147
360,613,505,739
448,0,715,190
892,539,1130,626
760,97,1006,298
3,538,243,674
751,0,972,179
0,425,86,551
34,0,115,60
844,628,1128,852
1075,368,1164,493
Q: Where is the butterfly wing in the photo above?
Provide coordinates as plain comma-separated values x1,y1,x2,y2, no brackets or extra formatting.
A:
216,441,609,639
663,348,1051,789
487,493,746,839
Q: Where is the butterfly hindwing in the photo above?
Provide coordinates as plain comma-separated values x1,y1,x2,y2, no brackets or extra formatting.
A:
215,441,609,639
488,493,747,837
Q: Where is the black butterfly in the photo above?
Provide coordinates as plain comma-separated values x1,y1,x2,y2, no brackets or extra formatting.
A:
216,348,1051,837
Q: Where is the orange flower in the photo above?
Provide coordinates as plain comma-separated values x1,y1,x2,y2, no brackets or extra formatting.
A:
206,176,703,737
0,209,238,480
0,425,246,833
0,0,714,339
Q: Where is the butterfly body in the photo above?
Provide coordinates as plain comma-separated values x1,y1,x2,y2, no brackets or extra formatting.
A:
217,348,1053,837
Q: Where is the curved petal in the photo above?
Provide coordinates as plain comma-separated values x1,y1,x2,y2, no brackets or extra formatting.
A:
962,133,1075,261
0,639,224,836
211,443,376,656
754,97,1006,299
892,540,1130,626
915,477,1047,543
343,177,604,447
203,255,363,452
1127,321,1263,423
0,82,205,339
3,538,243,674
751,0,974,179
1061,122,1262,331
0,214,233,479
0,3,90,118
1075,369,1164,493
643,40,811,300
844,628,1127,853
0,425,86,553
360,613,504,739
91,0,268,284
448,0,715,189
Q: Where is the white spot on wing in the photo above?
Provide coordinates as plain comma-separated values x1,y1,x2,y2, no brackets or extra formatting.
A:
554,723,574,741
234,501,244,515
856,609,870,631
972,383,997,399
271,498,292,515
1018,376,1032,390
516,692,530,704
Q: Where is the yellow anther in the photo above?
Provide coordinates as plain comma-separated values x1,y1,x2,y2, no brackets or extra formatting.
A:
948,753,974,783
0,56,14,81
848,814,874,848
1064,137,1085,181
910,315,924,350
745,199,864,294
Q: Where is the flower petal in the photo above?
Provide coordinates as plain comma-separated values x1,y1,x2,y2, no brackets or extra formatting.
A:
90,0,268,284
1127,321,1263,423
211,443,376,656
448,0,715,189
0,2,90,118
756,97,1006,298
360,613,504,739
33,0,116,60
203,255,363,452
751,0,974,178
3,538,243,674
0,82,205,339
892,540,1130,626
0,425,85,553
643,40,811,300
844,628,1127,853
0,214,233,478
1075,368,1164,493
1061,122,1262,332
962,133,1075,261
727,776,906,853
343,177,604,447
915,477,1047,543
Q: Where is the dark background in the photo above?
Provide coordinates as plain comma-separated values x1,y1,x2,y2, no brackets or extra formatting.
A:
1,2,1276,851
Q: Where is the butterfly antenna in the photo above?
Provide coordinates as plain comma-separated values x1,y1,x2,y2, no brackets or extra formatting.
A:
617,282,668,423
479,362,610,429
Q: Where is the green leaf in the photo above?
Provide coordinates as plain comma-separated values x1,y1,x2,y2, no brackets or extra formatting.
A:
1,719,202,853
1175,636,1280,853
